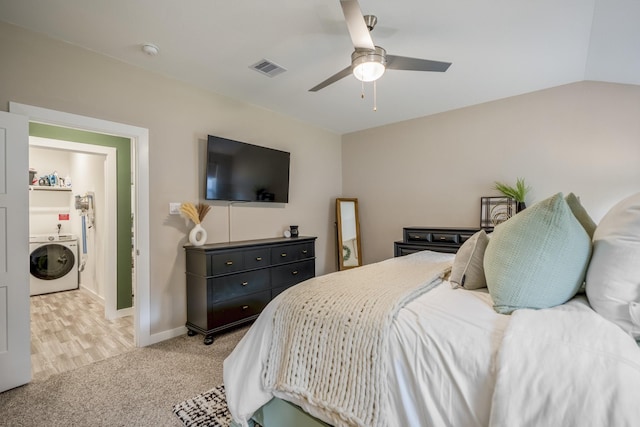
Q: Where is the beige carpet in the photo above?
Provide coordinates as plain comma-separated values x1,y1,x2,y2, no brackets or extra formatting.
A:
0,326,248,426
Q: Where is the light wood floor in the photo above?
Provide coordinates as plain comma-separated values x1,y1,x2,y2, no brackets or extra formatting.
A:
30,288,134,382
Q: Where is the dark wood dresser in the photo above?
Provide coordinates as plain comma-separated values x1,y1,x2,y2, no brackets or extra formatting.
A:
394,227,480,256
185,236,316,344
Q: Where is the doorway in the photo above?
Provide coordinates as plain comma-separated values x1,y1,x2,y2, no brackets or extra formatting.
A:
29,132,126,319
10,102,152,350
28,136,132,379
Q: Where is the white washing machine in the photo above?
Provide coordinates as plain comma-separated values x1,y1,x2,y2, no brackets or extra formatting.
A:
29,234,79,296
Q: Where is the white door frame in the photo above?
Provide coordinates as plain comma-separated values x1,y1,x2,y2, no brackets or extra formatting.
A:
10,102,152,347
29,137,120,320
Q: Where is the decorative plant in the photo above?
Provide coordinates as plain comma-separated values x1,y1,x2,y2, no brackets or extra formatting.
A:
494,178,530,203
180,202,211,224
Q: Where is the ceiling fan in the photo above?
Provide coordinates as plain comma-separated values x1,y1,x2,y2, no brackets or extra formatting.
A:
309,0,451,92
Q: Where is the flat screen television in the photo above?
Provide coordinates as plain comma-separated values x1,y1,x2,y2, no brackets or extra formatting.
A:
205,135,290,203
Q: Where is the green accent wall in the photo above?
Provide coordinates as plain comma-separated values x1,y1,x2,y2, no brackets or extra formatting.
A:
29,122,133,310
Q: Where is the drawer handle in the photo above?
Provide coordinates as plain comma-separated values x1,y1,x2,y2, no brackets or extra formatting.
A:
281,253,287,257
302,250,308,254
256,257,262,261
410,234,424,240
242,305,249,310
225,261,234,266
292,270,298,275
439,236,447,240
241,282,248,286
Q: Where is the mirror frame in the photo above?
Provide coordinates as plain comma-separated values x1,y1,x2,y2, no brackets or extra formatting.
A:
336,198,363,270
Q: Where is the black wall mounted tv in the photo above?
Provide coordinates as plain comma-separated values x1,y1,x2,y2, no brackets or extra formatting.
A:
205,135,290,203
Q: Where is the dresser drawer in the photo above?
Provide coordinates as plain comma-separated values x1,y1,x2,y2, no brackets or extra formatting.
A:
209,290,271,329
210,251,244,275
431,232,459,244
271,242,315,265
405,230,432,242
244,248,271,270
271,259,315,288
395,241,460,255
209,270,270,304
394,243,427,257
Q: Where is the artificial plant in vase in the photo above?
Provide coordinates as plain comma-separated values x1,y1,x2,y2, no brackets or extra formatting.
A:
494,177,530,212
180,202,211,246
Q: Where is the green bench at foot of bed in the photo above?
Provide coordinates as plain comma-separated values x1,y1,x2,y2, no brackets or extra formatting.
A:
229,397,331,427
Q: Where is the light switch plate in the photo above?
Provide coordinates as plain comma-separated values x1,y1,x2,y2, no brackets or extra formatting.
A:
169,202,181,215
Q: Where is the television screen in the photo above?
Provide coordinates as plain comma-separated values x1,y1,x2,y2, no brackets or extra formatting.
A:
205,135,290,203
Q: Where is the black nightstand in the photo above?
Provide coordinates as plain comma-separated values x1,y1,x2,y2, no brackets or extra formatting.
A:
394,227,480,256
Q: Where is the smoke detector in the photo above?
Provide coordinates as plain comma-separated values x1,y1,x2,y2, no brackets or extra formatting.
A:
141,43,160,56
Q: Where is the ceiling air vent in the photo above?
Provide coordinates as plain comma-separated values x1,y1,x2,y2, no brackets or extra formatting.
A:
250,59,287,77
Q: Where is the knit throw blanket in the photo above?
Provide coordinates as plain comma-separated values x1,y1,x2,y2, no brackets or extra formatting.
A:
262,253,452,427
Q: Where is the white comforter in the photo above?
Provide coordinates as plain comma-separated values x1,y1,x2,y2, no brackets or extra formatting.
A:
489,297,640,427
223,251,640,427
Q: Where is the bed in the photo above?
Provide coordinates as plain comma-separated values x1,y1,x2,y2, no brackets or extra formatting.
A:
223,192,640,427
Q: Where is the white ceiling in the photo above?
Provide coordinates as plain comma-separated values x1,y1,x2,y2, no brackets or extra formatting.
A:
1,0,639,134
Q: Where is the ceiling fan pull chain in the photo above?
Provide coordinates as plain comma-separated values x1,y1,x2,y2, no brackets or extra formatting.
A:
373,80,377,111
361,79,365,99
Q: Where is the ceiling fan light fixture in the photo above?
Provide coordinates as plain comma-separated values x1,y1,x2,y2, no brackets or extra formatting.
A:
353,61,385,82
351,47,386,82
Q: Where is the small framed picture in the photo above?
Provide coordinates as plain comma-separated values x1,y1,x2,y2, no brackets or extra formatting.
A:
480,197,517,229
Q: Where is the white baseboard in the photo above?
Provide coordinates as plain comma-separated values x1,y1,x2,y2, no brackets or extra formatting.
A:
116,307,134,318
146,325,188,346
80,285,134,319
79,285,104,303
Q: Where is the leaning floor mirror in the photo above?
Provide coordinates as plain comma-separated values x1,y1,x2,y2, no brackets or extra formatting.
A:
336,198,363,270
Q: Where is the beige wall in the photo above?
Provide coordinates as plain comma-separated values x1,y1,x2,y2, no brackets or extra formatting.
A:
343,81,640,264
6,19,640,338
0,22,342,336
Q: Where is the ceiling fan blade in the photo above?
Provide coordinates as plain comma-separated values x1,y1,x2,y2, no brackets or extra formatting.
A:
386,55,452,72
340,0,375,50
309,65,353,92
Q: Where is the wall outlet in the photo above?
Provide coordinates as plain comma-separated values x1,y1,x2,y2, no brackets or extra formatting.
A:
169,202,181,215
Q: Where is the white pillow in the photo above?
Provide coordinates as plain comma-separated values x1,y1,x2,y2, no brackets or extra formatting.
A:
450,230,489,290
586,192,640,340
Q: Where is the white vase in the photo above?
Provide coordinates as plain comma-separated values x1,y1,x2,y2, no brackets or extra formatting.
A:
188,223,207,246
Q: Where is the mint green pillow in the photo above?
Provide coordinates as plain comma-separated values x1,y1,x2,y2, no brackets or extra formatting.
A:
484,193,592,314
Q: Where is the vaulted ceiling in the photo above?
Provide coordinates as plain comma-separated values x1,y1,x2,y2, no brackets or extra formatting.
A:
1,0,638,134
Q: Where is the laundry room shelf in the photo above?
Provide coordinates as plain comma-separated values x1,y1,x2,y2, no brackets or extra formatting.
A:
29,185,72,192
29,207,71,213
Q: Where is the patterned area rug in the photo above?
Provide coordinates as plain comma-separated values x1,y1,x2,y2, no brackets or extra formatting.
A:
173,384,232,427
